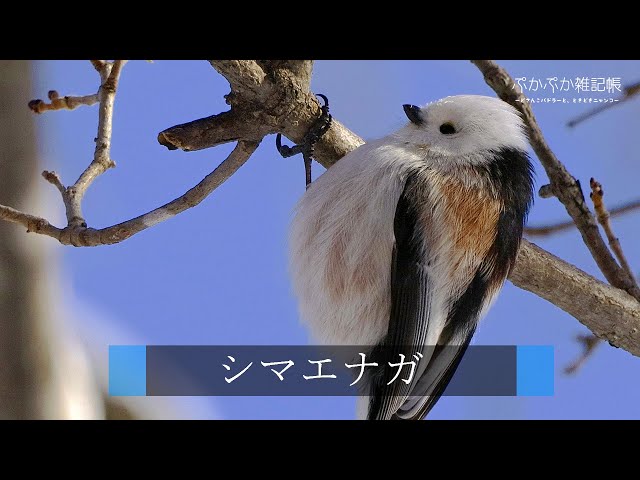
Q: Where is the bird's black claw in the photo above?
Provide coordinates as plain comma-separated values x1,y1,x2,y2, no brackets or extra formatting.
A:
275,133,289,157
274,93,333,188
307,93,333,145
276,133,302,158
317,93,329,108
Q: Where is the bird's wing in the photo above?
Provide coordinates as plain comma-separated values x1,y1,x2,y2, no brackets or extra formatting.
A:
366,148,533,420
392,271,486,420
366,171,491,421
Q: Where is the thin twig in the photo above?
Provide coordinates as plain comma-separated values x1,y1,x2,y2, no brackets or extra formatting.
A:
67,60,127,227
562,178,638,373
590,178,637,285
41,171,66,197
28,61,112,115
28,90,99,113
567,81,640,128
104,59,126,91
564,334,602,375
28,60,123,227
472,60,640,302
538,184,555,199
525,198,640,236
0,141,260,246
9,60,264,247
0,204,63,238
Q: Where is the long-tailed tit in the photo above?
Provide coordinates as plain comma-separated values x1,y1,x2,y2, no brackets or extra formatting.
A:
289,95,534,420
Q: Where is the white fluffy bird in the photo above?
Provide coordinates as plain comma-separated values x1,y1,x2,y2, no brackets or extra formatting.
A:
289,95,534,420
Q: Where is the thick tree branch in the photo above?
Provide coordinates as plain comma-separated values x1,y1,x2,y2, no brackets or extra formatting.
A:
0,141,259,246
158,110,268,151
472,60,640,302
211,60,267,93
511,241,640,356
159,60,364,168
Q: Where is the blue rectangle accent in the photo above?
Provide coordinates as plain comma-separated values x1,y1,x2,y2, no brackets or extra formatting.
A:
516,345,554,396
109,345,147,396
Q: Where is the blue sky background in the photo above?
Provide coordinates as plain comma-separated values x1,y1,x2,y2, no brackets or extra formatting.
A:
32,60,640,419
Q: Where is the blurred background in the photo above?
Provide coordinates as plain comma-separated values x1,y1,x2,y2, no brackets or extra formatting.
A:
1,60,638,419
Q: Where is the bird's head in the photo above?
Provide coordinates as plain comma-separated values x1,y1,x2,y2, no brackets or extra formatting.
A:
395,95,529,164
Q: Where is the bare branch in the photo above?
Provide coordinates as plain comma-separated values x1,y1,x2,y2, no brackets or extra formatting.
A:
160,60,364,168
158,110,267,151
525,197,640,237
67,60,127,227
567,80,640,128
0,141,259,246
532,178,639,373
0,204,63,239
42,170,66,196
8,60,262,247
28,90,99,113
564,334,602,375
26,60,126,228
510,240,640,356
525,219,577,237
210,60,266,93
472,60,640,302
590,178,637,286
538,184,555,199
27,61,113,115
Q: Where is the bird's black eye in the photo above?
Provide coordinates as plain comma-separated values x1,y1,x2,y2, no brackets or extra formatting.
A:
439,123,456,135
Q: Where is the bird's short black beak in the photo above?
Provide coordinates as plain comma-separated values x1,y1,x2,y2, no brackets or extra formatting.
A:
403,104,423,125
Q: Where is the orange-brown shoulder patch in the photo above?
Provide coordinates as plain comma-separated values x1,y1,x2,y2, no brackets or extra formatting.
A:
439,174,502,270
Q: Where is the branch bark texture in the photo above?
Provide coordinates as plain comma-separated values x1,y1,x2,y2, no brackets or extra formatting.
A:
512,241,640,355
158,60,364,168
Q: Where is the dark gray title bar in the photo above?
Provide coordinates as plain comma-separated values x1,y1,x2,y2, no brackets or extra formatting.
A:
108,345,554,397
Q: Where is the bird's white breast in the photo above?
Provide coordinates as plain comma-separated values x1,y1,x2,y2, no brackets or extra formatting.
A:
288,138,426,346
